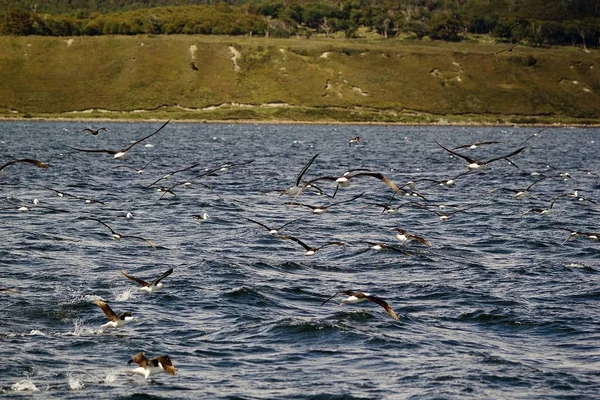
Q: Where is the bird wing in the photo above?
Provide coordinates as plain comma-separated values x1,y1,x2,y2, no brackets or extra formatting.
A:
120,269,149,287
453,141,502,150
316,242,345,251
67,146,118,155
150,268,174,286
277,235,311,251
435,141,477,164
154,356,176,375
350,172,405,195
329,192,365,207
411,234,431,246
243,217,272,231
0,158,48,171
93,300,118,321
320,290,353,306
484,146,526,165
0,288,21,293
128,352,148,368
121,235,157,249
364,295,400,322
121,120,170,152
86,217,117,235
525,176,547,191
294,153,320,187
278,217,304,230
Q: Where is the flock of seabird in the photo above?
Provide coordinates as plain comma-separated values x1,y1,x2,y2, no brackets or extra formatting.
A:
1,122,599,383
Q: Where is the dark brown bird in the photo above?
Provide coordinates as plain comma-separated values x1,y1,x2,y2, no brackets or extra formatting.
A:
0,158,48,172
81,127,108,135
321,290,400,322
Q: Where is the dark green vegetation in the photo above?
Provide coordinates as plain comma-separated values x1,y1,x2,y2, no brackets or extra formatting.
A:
0,1,598,50
0,35,598,124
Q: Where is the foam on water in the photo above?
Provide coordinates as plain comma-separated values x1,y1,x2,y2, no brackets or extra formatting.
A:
11,379,39,392
68,374,85,390
114,288,135,301
104,371,118,384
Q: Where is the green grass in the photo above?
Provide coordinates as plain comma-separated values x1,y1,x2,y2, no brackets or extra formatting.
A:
0,35,599,124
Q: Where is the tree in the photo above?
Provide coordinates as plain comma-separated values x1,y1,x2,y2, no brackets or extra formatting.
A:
429,10,465,41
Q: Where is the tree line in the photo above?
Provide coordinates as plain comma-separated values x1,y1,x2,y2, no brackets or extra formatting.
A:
0,0,598,49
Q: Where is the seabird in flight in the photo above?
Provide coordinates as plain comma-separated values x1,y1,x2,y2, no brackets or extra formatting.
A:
348,136,361,147
491,176,547,199
81,127,108,136
287,192,364,214
394,228,430,246
112,157,160,174
45,187,106,205
521,194,569,217
302,170,406,199
120,268,173,293
243,216,304,235
435,141,526,170
452,141,502,150
519,127,550,146
128,352,176,379
0,287,21,293
92,300,137,329
281,153,320,196
422,204,481,222
85,217,156,249
276,235,344,256
562,229,599,243
145,162,201,188
68,120,170,159
0,158,48,172
321,290,400,322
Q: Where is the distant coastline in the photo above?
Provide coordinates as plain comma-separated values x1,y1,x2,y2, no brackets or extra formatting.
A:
1,35,599,126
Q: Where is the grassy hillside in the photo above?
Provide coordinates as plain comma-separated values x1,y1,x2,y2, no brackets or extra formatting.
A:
0,35,599,124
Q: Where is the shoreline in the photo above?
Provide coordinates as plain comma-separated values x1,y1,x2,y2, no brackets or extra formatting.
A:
0,115,597,128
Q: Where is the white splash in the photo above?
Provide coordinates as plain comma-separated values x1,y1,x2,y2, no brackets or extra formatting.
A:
29,329,46,336
104,371,118,383
11,379,39,391
70,318,100,336
68,374,85,390
115,289,135,302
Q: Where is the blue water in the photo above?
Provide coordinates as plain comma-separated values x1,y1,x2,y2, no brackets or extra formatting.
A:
1,121,599,399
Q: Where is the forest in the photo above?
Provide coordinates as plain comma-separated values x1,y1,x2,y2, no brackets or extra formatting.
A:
0,0,598,49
